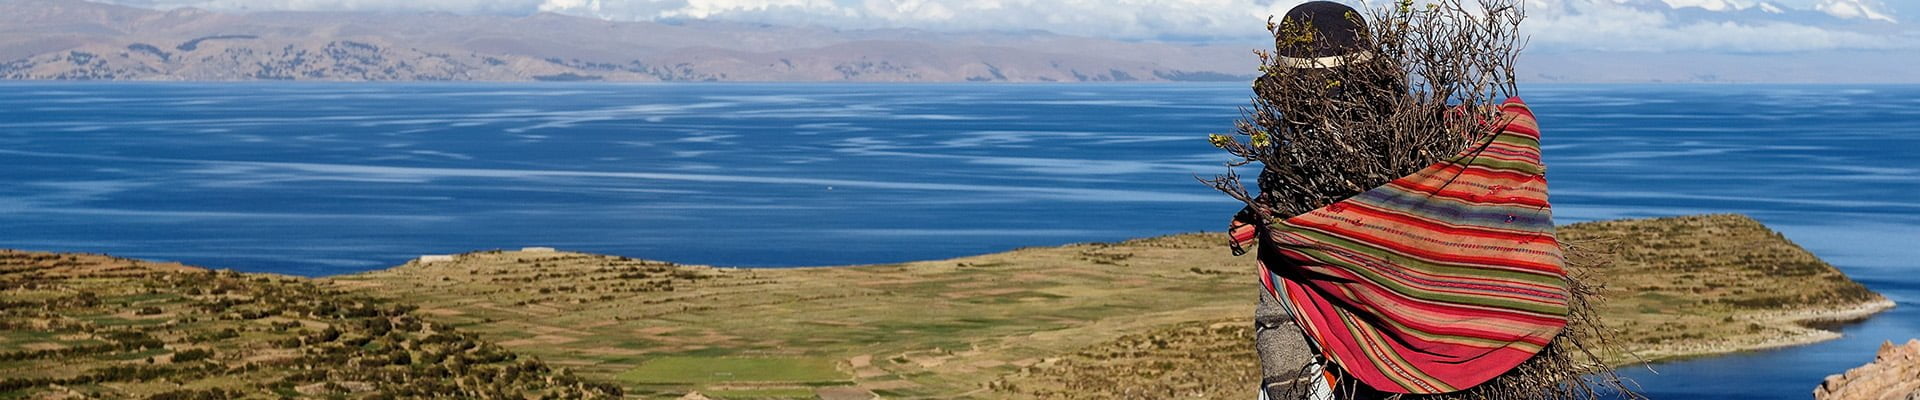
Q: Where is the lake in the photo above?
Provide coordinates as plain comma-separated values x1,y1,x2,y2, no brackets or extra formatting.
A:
1,82,1914,398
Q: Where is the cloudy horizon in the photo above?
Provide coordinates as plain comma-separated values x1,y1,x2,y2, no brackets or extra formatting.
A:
78,0,1919,53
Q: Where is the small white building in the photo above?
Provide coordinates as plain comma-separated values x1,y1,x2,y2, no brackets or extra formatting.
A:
417,255,456,264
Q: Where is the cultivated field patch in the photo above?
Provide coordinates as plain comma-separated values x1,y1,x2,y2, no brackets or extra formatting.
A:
617,356,849,384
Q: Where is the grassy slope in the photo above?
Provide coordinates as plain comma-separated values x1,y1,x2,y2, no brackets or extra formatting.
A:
1560,214,1890,361
328,235,1252,398
330,214,1890,399
0,250,621,399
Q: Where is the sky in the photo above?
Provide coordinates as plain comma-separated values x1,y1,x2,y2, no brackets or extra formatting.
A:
90,0,1918,53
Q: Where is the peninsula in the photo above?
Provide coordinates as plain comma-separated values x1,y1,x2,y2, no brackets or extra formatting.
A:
0,214,1892,398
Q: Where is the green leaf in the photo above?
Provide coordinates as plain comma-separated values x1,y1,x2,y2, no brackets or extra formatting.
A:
1208,134,1234,148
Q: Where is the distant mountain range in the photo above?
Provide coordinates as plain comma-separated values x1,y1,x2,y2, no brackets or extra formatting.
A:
0,0,1256,82
1,0,1914,83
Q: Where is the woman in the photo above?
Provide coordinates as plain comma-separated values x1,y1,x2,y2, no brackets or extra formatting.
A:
1229,2,1576,399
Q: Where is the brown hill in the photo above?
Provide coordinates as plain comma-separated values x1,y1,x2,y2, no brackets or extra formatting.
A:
0,249,620,398
330,214,1890,399
0,214,1891,398
1560,214,1892,362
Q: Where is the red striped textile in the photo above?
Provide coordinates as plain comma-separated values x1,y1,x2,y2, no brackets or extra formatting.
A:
1235,98,1569,394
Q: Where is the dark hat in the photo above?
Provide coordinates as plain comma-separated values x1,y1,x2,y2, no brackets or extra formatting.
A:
1276,1,1371,69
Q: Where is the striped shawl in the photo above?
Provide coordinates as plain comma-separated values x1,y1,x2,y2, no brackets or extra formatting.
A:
1230,98,1569,394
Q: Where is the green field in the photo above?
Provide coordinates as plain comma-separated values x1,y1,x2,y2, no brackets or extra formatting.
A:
618,356,849,384
703,388,822,399
330,236,1256,398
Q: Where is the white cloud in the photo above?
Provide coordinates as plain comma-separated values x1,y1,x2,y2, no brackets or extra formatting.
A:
1523,0,1911,52
103,0,547,14
92,0,1911,52
1817,0,1897,22
1660,0,1749,12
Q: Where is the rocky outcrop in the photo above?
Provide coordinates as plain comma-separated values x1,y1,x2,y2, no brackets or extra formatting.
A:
1816,339,1920,400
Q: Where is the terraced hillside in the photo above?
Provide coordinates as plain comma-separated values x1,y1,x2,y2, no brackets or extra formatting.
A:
0,250,621,399
0,214,1883,398
334,214,1890,399
1559,214,1889,362
331,237,1254,399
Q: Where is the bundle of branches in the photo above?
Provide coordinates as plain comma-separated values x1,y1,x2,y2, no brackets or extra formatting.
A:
1205,0,1527,220
1204,0,1641,398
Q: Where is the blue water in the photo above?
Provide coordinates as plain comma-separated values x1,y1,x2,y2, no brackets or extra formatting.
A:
1,82,1914,398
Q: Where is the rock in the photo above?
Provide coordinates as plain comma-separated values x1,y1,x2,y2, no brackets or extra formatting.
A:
1814,339,1920,400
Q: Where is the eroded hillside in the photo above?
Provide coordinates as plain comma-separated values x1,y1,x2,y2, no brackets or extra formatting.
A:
0,250,620,398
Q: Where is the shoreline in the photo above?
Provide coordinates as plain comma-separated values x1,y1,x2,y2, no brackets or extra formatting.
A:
1622,298,1898,365
13,235,1899,369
